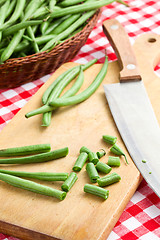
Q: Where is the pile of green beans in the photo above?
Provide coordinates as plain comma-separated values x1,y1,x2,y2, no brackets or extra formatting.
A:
0,0,126,62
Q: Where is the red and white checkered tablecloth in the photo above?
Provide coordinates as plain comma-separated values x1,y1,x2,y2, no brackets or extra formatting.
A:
0,1,160,240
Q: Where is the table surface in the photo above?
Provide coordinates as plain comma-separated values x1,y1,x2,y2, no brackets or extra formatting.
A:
0,1,160,240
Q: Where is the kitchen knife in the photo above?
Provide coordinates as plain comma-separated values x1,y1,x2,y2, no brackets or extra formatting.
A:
102,19,160,198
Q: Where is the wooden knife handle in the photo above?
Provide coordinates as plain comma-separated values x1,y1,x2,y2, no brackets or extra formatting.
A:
103,19,142,82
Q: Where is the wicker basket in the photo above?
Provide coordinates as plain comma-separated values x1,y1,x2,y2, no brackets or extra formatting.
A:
0,10,101,89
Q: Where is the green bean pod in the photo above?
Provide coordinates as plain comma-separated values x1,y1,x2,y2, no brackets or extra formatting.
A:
0,169,68,181
5,0,16,20
0,0,10,41
86,162,99,183
59,0,88,7
84,184,109,200
0,172,66,200
97,172,121,187
72,152,88,172
61,172,78,192
0,143,51,157
0,147,68,164
49,55,108,107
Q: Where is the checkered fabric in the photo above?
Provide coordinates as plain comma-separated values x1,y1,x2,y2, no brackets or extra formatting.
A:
0,1,160,240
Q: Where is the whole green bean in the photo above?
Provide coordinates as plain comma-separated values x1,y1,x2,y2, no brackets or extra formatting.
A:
0,147,68,164
41,10,96,52
59,0,88,7
84,184,109,200
2,20,43,38
35,34,56,45
0,0,26,31
0,169,68,181
51,14,81,35
5,0,16,20
0,0,10,41
49,55,108,107
44,15,69,35
0,172,66,200
0,143,51,157
61,172,78,192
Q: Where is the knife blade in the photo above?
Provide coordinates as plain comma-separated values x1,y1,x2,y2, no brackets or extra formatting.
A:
102,19,160,198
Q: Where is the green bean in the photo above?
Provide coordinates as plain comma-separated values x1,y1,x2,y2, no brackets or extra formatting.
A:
51,14,81,35
88,152,99,165
0,173,66,200
86,162,99,183
108,156,120,167
96,161,112,174
44,16,69,35
97,172,121,187
27,26,40,53
80,146,92,154
49,0,57,11
0,0,26,31
2,20,43,38
31,5,51,19
14,40,30,53
42,66,84,126
84,184,109,200
0,143,51,157
22,35,33,42
0,147,68,164
103,135,117,145
49,0,115,19
59,0,88,7
35,34,56,45
5,0,16,20
40,21,50,35
96,149,106,159
61,172,78,192
49,55,108,107
72,152,88,172
0,0,10,41
41,10,96,52
110,143,128,164
0,169,68,181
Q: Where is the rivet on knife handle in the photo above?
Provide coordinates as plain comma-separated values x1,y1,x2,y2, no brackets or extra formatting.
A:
102,19,142,83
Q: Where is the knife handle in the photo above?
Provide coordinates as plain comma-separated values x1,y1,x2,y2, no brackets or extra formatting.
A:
103,19,142,82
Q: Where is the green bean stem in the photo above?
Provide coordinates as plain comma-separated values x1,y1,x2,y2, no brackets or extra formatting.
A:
61,172,78,192
86,162,99,183
84,184,109,200
110,143,128,164
49,0,115,19
80,146,92,154
103,135,117,145
0,169,68,181
0,143,51,157
108,156,120,167
88,152,99,165
72,152,88,172
96,161,112,174
96,149,106,159
97,172,121,187
41,10,96,52
0,172,66,200
0,147,68,164
49,55,108,107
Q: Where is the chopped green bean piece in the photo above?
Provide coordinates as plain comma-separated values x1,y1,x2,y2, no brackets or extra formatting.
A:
61,172,78,192
96,161,112,174
103,135,117,145
80,146,91,154
142,160,146,163
110,144,128,164
86,162,99,183
88,152,99,165
84,184,109,200
72,152,88,172
108,156,120,167
96,149,106,159
97,172,121,187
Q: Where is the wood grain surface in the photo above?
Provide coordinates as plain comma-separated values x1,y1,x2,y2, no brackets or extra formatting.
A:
0,33,160,240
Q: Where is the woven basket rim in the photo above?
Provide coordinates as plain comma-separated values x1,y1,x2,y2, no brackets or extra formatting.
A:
0,9,101,69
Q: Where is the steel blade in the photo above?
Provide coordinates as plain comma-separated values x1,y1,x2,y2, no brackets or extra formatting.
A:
103,81,160,197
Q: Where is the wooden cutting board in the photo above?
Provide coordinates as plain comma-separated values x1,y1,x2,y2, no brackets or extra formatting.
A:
0,33,160,240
